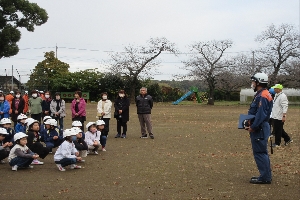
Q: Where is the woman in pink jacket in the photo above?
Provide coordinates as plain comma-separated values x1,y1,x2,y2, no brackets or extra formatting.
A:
71,91,86,132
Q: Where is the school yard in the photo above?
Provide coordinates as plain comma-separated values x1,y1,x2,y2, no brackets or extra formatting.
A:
0,102,299,200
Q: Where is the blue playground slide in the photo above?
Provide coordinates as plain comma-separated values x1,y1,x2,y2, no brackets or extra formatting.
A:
172,90,193,105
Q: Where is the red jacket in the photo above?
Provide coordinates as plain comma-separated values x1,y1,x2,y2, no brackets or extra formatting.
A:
71,98,86,118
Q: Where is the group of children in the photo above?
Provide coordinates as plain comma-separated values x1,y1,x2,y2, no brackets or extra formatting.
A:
0,113,107,171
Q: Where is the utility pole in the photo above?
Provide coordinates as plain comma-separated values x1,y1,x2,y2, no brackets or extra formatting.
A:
11,65,14,91
56,44,58,59
252,51,255,67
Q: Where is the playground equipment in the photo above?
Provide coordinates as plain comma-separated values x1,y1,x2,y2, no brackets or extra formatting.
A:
172,86,201,105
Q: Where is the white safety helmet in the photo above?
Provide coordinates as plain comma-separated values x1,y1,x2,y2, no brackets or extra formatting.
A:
71,127,83,133
26,118,39,127
39,91,44,94
1,118,11,125
17,114,28,120
14,132,28,142
63,128,77,138
86,122,96,130
43,116,52,121
96,120,105,126
44,119,57,126
251,73,268,84
10,91,14,94
25,91,28,94
72,121,82,127
0,127,8,135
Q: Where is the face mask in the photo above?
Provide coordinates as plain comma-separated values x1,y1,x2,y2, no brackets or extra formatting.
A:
71,135,77,141
119,94,124,98
32,94,37,98
16,95,20,98
0,97,4,101
102,96,107,100
56,96,60,100
45,95,50,99
251,83,256,90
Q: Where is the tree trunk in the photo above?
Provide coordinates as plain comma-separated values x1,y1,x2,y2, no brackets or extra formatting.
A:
207,88,215,105
130,82,136,104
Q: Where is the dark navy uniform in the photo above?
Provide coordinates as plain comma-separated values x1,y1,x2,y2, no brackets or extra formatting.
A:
248,88,273,182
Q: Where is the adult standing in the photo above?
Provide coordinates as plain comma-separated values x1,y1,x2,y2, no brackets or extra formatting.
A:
71,91,86,132
0,93,10,120
245,73,273,184
11,91,25,128
50,92,66,131
136,87,154,139
41,91,52,119
5,91,14,115
271,84,293,147
28,90,43,123
114,90,130,138
23,91,29,114
97,92,112,137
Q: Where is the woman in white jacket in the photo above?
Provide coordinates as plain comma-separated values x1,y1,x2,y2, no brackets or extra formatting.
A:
97,92,112,137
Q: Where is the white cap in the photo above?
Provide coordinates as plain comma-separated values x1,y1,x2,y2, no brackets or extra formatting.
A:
72,121,82,127
86,122,96,130
14,132,28,141
0,118,11,125
44,119,57,126
43,116,52,121
17,114,28,120
0,127,8,135
63,128,77,138
96,120,105,126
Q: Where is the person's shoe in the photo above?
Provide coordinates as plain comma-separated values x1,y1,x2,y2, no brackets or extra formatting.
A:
49,152,53,154
102,147,106,152
271,143,280,148
250,179,271,184
31,159,44,165
0,160,6,164
115,134,121,138
140,134,148,138
26,165,34,169
149,133,154,139
12,165,18,171
56,164,66,171
121,134,126,138
94,151,98,155
251,176,259,180
70,164,82,169
285,139,293,146
78,160,85,163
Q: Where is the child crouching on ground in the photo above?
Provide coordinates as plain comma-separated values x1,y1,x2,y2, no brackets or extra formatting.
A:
84,122,101,155
15,114,27,133
0,128,10,163
54,129,82,171
96,120,107,151
8,132,39,171
42,119,63,153
72,127,88,162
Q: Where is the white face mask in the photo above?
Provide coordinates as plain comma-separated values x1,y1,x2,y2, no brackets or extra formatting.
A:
251,83,256,90
16,95,20,98
102,96,107,100
0,97,4,101
45,95,50,99
119,94,125,98
32,93,37,98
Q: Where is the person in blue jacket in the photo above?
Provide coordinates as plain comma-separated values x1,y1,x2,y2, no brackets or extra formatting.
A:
15,114,28,133
0,93,10,120
42,118,63,153
39,116,52,141
245,72,273,184
1,118,15,147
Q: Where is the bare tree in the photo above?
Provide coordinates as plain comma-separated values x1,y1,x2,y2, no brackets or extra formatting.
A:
255,24,300,86
278,58,300,88
109,37,178,102
183,40,233,105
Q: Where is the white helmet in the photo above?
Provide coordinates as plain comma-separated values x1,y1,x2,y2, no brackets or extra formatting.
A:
44,119,57,126
43,116,52,121
25,118,34,124
71,127,83,133
14,132,28,142
63,128,77,138
96,120,105,126
17,114,28,120
25,91,28,94
1,118,11,125
10,91,14,94
26,118,39,127
39,91,44,94
0,127,8,135
72,121,82,127
86,122,96,130
251,73,268,84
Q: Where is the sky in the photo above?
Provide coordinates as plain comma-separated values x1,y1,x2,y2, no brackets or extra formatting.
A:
0,0,299,83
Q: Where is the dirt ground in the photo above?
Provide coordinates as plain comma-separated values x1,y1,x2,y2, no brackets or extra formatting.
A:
0,102,299,200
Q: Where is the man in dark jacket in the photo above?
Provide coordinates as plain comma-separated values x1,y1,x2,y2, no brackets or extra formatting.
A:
136,87,154,139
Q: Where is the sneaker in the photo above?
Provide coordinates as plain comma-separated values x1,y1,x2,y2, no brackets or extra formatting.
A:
70,164,82,169
31,159,44,165
271,143,280,148
78,160,85,163
12,165,18,171
0,160,6,164
102,147,106,152
94,151,98,155
49,152,53,154
285,139,293,146
140,134,148,138
56,164,66,171
26,165,34,169
149,133,154,139
121,134,126,138
115,134,121,138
